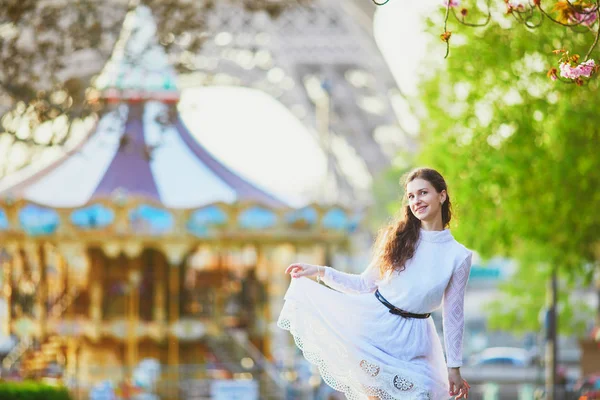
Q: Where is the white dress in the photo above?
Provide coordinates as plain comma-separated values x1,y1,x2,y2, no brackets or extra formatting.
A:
277,229,472,400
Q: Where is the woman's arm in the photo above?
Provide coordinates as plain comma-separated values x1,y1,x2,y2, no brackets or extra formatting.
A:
286,261,379,294
320,263,379,294
442,252,473,368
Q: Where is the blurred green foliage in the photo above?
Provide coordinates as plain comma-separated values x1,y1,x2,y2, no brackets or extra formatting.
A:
0,381,71,400
410,12,599,335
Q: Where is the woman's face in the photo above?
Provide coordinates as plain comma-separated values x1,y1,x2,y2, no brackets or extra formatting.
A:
406,178,446,223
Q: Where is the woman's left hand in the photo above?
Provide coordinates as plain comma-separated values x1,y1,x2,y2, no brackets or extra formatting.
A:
448,368,470,399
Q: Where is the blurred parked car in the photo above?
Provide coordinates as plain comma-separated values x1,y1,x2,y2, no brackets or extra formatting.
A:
469,347,533,367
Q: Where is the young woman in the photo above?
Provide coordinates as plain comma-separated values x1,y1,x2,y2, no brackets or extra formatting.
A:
278,168,472,399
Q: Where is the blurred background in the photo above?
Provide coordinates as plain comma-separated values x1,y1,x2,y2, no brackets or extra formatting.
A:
0,0,598,399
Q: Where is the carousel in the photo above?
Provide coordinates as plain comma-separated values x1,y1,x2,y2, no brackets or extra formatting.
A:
0,5,357,397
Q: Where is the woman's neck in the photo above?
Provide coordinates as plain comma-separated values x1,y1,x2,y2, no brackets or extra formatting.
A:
420,218,444,232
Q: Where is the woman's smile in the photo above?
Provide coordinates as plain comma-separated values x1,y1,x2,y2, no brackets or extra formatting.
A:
415,205,428,214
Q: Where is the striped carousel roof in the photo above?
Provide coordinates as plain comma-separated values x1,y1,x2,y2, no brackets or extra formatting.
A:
0,101,286,209
0,5,285,210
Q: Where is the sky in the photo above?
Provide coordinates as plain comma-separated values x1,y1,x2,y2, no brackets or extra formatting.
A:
373,0,439,96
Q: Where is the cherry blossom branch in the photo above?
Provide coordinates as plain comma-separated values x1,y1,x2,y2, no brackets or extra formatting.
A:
442,2,452,58
451,6,492,27
584,3,600,60
371,0,600,84
536,4,591,27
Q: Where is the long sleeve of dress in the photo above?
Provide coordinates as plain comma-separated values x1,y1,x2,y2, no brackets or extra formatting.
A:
442,252,472,368
321,263,379,295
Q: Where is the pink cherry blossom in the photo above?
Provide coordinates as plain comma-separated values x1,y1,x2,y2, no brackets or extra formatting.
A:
506,0,528,10
442,0,460,7
559,63,576,79
559,59,596,79
570,7,598,27
579,59,596,77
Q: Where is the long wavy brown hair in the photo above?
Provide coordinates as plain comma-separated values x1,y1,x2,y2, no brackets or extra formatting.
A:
373,168,453,277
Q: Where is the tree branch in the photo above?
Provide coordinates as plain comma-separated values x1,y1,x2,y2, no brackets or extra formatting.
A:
584,2,600,60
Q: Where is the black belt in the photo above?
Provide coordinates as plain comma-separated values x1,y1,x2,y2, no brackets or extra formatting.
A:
375,290,431,319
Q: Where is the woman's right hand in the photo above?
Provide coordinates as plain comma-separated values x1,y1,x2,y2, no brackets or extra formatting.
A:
285,263,323,279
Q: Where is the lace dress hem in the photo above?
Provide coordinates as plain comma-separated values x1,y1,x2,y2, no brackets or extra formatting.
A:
277,300,440,400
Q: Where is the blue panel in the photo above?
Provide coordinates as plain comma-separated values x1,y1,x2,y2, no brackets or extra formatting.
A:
187,206,228,237
190,206,228,225
0,209,7,230
347,213,363,233
187,224,210,238
19,204,60,236
285,207,318,228
322,208,348,231
469,266,501,281
71,204,115,229
129,205,174,235
239,206,277,230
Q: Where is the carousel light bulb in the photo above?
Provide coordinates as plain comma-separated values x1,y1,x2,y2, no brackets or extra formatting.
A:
111,188,128,206
240,357,254,369
129,270,141,286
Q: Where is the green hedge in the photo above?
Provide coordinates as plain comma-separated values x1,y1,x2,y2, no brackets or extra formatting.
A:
0,381,71,400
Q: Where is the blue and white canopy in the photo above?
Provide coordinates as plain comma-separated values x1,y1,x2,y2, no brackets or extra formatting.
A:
0,101,285,210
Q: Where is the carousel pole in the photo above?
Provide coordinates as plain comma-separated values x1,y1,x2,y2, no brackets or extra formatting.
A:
125,243,143,373
214,247,226,329
1,244,23,372
153,251,167,338
163,243,187,397
23,242,44,342
126,271,136,373
1,245,14,338
60,251,77,380
2,203,19,357
89,249,103,341
168,262,179,365
255,245,270,354
167,259,180,400
37,243,47,341
60,246,80,399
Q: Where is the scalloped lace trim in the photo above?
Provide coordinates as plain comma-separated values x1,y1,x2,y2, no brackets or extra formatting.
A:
277,313,434,400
